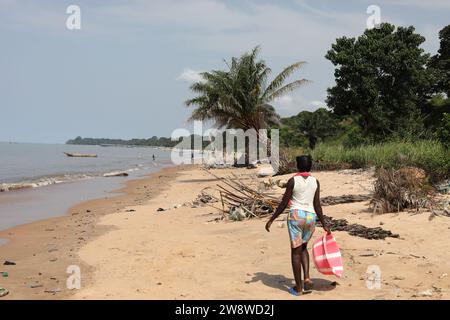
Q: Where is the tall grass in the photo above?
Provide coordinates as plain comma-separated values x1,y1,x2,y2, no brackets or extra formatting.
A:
285,140,449,182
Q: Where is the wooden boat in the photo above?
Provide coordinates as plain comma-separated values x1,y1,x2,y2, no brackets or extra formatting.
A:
64,152,97,158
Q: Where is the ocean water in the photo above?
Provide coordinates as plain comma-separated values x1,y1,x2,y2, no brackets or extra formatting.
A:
0,142,172,186
0,142,174,233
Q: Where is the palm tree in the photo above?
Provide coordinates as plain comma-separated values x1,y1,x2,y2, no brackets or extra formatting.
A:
185,46,309,132
185,46,309,165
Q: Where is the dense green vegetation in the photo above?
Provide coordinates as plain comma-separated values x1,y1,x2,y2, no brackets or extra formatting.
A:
312,140,449,181
183,23,449,179
272,23,449,180
66,136,181,148
66,135,213,149
326,24,432,141
72,23,450,180
279,108,340,149
282,140,448,182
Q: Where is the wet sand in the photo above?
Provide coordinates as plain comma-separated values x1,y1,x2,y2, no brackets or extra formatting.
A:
0,165,189,299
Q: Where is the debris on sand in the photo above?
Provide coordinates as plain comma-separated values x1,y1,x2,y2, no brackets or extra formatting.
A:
229,206,247,221
435,180,450,194
202,170,278,220
3,261,16,266
371,167,433,214
202,169,400,239
191,191,218,208
321,194,371,206
275,179,287,188
44,288,61,294
414,289,434,297
317,216,400,240
0,287,9,297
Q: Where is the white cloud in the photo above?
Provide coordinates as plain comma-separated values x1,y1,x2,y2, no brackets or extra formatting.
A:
273,95,325,117
176,68,204,83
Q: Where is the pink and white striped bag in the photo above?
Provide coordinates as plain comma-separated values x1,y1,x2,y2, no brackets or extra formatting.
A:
312,233,343,278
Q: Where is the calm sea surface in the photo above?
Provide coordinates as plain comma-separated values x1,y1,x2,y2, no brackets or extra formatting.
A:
0,142,173,234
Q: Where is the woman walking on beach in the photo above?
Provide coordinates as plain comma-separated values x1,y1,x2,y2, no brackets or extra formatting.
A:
265,155,330,296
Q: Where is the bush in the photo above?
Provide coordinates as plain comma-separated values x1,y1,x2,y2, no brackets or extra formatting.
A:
371,167,432,214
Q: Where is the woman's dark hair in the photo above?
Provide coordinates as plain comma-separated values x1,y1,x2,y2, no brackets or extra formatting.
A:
296,155,312,172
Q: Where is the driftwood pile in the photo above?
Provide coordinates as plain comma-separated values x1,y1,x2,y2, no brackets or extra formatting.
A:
203,170,278,220
202,169,400,239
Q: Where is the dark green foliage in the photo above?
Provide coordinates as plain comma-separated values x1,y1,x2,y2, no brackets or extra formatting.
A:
435,113,450,147
422,94,450,132
280,108,339,149
430,25,450,97
66,136,182,148
326,23,432,140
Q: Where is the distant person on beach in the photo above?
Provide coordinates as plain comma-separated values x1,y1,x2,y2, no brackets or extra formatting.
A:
265,155,330,296
152,154,155,161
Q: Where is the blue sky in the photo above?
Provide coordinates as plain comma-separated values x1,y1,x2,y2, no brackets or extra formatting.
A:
1,0,449,143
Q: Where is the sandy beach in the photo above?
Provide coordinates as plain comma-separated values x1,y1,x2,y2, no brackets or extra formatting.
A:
1,164,448,300
0,165,189,299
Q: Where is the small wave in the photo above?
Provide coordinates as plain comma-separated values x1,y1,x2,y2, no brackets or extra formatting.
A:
0,174,94,192
0,164,151,193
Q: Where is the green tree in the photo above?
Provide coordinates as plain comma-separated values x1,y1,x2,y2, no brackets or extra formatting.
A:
325,23,432,140
281,108,339,149
185,47,309,133
424,25,450,133
430,25,450,97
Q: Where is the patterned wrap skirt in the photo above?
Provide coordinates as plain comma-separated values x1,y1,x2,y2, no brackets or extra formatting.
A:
287,209,317,248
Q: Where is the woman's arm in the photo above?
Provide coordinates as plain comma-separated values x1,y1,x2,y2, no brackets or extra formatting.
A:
313,179,331,234
265,178,294,232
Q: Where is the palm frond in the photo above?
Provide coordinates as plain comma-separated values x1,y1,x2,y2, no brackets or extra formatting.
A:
265,79,311,101
183,47,307,132
263,61,307,100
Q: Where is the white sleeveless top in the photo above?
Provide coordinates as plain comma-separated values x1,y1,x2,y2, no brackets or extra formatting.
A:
290,175,318,213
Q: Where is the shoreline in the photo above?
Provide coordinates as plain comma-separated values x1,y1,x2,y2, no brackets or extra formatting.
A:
0,164,190,299
1,165,449,299
0,163,173,233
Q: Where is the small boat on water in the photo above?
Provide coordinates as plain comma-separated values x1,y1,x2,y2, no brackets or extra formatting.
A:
64,152,98,158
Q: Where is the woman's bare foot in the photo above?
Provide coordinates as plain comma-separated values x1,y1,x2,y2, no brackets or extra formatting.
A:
304,278,314,291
